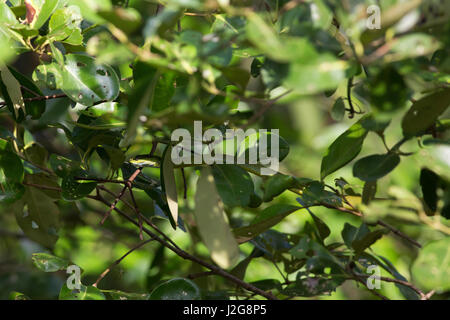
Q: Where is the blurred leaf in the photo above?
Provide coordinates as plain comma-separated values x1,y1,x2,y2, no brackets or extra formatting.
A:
362,181,377,205
353,153,400,182
368,66,409,113
331,97,346,121
412,238,450,292
98,7,141,34
194,167,239,269
149,278,200,300
15,187,59,248
161,145,178,228
402,89,450,137
32,253,69,272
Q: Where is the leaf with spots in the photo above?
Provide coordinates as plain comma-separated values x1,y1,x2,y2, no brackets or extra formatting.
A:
32,253,69,272
14,186,60,248
54,54,120,107
61,169,97,201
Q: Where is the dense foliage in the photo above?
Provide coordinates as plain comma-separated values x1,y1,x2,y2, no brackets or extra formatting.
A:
0,0,449,300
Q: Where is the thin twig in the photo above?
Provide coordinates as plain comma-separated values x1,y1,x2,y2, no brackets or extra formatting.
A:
93,239,153,287
354,273,427,299
101,168,142,225
0,93,66,107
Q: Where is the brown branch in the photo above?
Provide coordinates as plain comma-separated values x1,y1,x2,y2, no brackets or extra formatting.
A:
0,93,66,106
376,220,422,248
100,168,142,225
89,192,278,300
354,273,427,299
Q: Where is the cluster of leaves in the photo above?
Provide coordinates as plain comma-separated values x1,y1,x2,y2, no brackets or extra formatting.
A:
0,0,449,300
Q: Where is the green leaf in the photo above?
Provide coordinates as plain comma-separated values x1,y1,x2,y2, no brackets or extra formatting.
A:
9,292,30,300
29,0,60,30
362,181,377,205
341,222,365,249
353,153,400,182
25,173,60,199
412,238,450,292
368,66,409,113
55,54,120,107
97,7,141,34
149,278,200,300
14,187,60,248
61,169,97,200
24,142,48,167
281,275,341,297
352,230,385,255
389,34,441,61
0,151,24,183
194,167,239,269
59,283,106,300
120,67,160,147
298,200,330,241
320,118,368,179
263,173,295,202
0,182,24,204
331,97,346,121
237,130,290,164
233,204,301,243
49,154,77,177
246,13,290,62
402,89,450,137
161,145,178,228
105,290,150,300
2,67,46,121
420,168,439,212
212,164,254,208
299,181,342,207
285,56,347,95
341,223,385,255
143,7,182,38
48,6,83,45
0,63,25,118
32,253,69,272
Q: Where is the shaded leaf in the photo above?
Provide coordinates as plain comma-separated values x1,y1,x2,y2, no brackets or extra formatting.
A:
353,153,400,182
212,164,254,208
149,278,200,300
